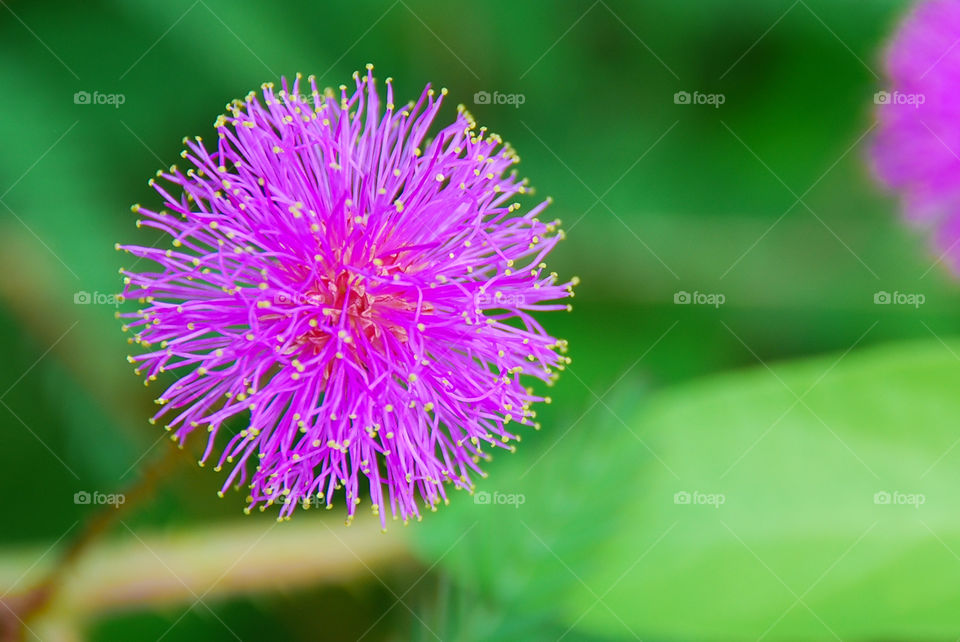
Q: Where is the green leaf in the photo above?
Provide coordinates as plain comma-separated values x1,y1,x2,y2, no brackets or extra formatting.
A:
414,338,960,640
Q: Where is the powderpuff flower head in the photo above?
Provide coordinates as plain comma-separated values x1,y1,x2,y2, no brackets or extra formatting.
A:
872,0,960,273
117,66,574,527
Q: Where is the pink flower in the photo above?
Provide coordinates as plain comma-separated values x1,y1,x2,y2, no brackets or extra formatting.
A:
872,0,960,273
118,67,574,526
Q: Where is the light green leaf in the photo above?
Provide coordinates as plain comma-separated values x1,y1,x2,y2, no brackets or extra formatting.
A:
415,337,960,640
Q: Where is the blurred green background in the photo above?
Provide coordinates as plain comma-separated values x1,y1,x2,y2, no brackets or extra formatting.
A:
3,0,959,639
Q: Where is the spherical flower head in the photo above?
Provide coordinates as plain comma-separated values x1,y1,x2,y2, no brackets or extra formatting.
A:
117,68,574,527
872,0,960,273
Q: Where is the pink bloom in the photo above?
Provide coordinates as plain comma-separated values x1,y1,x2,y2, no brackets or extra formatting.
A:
872,0,960,273
118,67,573,526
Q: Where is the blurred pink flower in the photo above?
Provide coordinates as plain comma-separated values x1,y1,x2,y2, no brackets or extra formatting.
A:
872,0,960,273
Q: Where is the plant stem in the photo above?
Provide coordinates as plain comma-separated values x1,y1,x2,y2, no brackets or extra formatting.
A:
0,511,410,635
1,446,181,640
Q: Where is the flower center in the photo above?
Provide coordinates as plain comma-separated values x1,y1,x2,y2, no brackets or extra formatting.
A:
285,270,417,356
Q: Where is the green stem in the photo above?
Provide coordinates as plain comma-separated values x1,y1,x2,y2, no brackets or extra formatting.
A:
2,446,180,640
0,512,410,632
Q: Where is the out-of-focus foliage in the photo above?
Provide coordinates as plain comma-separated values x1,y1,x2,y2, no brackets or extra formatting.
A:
419,339,960,639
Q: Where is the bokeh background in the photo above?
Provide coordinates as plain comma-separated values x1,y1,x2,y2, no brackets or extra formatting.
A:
2,0,958,639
